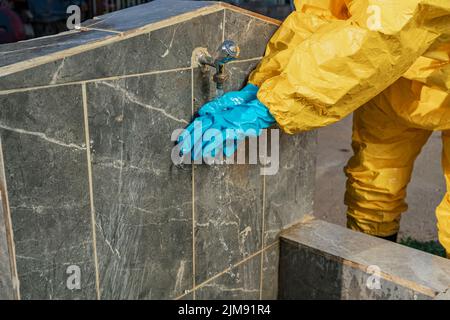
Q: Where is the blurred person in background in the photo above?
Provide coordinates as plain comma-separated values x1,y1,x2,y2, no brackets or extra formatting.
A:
0,0,25,43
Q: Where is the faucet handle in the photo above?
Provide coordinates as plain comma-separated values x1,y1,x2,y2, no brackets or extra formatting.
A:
216,40,240,65
220,40,240,58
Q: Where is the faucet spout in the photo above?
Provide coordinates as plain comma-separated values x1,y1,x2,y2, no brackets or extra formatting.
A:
197,40,240,97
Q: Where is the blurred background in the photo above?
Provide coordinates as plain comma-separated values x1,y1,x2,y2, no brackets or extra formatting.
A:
0,0,293,44
220,0,292,19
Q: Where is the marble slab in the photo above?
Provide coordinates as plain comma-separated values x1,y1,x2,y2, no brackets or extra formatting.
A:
193,60,263,285
264,130,317,245
86,70,193,299
0,85,97,299
194,163,263,285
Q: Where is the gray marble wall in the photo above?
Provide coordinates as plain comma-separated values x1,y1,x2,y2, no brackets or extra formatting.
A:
0,1,316,300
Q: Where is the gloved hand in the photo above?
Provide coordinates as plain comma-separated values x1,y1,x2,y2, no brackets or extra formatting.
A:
177,90,276,161
197,83,258,116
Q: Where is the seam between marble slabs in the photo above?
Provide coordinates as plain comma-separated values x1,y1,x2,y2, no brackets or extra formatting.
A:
190,66,196,300
276,212,316,239
0,57,263,96
174,241,279,300
0,67,193,95
222,10,225,43
82,83,101,300
0,58,264,96
0,138,20,299
259,174,266,300
79,27,122,35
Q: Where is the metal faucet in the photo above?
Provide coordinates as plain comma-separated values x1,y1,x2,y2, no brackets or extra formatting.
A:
198,40,240,95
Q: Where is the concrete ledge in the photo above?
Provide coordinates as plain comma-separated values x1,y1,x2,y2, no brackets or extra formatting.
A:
279,219,450,300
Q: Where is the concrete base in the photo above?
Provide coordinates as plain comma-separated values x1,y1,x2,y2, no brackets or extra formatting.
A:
279,219,450,300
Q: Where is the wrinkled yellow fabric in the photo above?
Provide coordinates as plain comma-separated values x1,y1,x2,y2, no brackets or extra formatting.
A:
249,0,450,253
344,85,433,238
345,81,450,253
249,0,450,133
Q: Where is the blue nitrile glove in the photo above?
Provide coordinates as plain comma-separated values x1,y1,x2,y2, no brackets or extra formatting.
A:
202,99,276,159
197,84,258,116
177,115,214,160
177,95,276,161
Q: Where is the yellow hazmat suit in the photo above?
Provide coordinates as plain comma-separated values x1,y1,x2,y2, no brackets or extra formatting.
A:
248,0,450,254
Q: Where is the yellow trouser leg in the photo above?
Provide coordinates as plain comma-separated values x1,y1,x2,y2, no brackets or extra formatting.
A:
437,131,450,256
345,96,432,237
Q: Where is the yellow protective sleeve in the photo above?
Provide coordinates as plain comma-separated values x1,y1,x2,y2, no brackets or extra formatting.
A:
249,0,350,88
251,0,450,134
248,11,333,88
